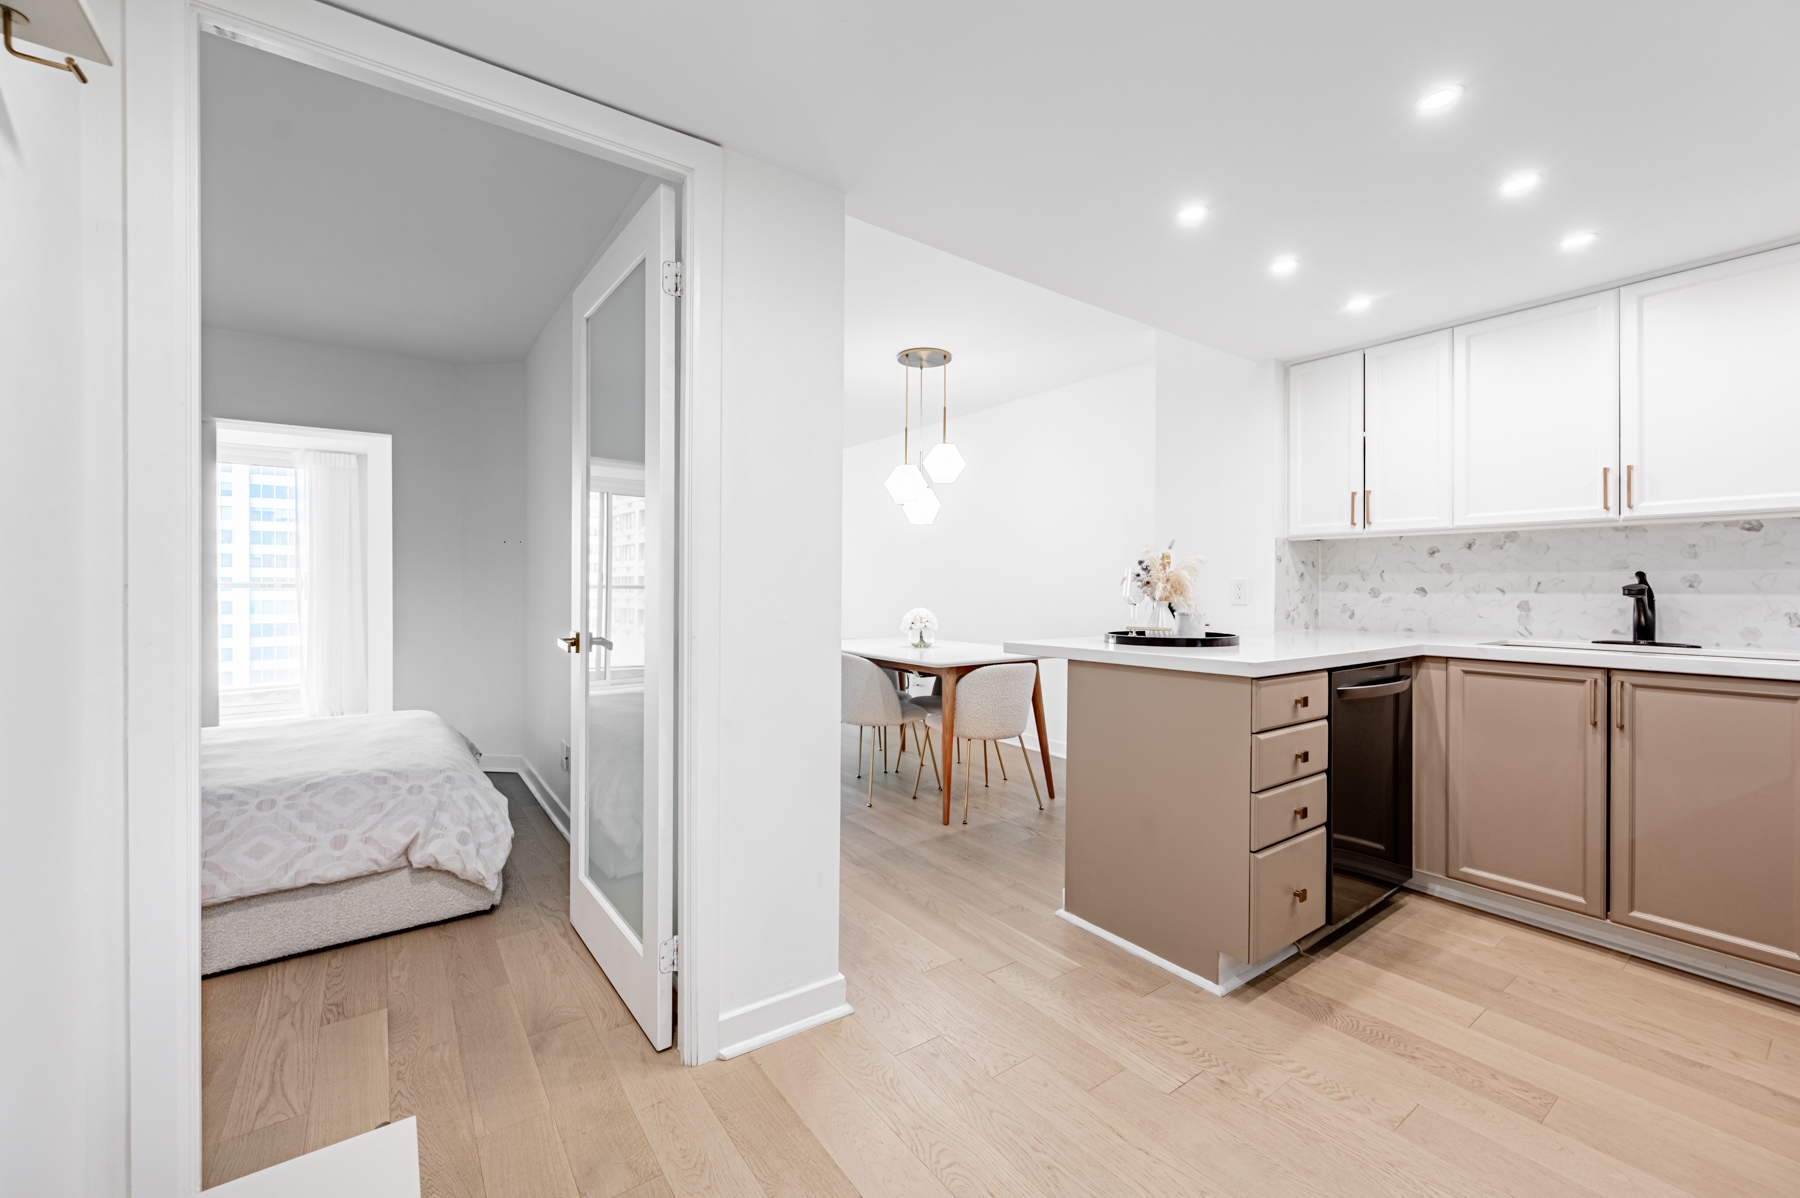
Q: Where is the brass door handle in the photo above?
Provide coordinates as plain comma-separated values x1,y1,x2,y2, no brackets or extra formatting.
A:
1364,489,1371,527
1295,750,1310,763
559,632,581,653
1294,806,1309,819
1293,888,1308,902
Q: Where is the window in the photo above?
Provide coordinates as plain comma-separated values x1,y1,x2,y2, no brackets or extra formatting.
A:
215,460,302,721
218,553,232,568
588,483,647,687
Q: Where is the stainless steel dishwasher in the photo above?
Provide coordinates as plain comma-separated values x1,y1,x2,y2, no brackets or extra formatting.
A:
1323,660,1413,929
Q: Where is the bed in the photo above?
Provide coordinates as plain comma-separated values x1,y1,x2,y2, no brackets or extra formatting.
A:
200,709,515,974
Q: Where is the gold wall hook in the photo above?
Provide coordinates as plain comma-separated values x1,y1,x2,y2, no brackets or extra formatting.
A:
4,7,89,83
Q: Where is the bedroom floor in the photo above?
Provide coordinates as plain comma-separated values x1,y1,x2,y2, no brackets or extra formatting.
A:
202,747,1800,1198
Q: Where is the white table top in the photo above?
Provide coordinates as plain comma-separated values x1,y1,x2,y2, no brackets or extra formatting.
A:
841,638,1036,670
1002,631,1800,683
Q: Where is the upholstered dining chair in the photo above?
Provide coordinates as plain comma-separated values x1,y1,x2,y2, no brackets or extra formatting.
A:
842,653,939,806
921,662,1042,824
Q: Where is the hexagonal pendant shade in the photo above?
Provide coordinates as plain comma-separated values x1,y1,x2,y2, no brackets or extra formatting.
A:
884,462,926,505
923,441,965,484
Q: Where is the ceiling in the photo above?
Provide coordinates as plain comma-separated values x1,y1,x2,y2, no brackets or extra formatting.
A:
844,219,1154,446
199,33,650,364
337,0,1800,363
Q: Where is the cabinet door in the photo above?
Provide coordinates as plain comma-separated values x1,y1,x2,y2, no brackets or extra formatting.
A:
1364,330,1452,533
1453,292,1619,528
1287,351,1363,538
1611,671,1800,973
1446,661,1607,916
1620,244,1800,521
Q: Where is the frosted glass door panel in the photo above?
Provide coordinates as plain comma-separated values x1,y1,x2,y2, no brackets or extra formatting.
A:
1364,330,1452,533
1621,243,1800,520
1454,292,1619,528
1288,350,1364,538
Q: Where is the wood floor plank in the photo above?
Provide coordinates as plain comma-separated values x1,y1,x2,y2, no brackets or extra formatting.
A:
752,1032,955,1198
321,938,388,1026
497,925,589,1039
602,1022,694,1112
531,1016,662,1198
1396,1103,1607,1198
477,1112,581,1198
388,925,458,1060
304,1008,390,1153
390,1038,485,1198
221,954,328,1139
693,1058,859,1198
633,1089,767,1198
202,966,270,1147
923,958,1124,1091
204,1116,308,1190
442,915,512,1000
453,982,552,1138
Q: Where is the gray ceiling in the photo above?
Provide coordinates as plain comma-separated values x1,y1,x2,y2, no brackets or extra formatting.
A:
336,0,1800,363
199,33,649,364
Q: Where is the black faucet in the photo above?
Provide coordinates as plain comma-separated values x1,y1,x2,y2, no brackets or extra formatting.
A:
1621,571,1656,644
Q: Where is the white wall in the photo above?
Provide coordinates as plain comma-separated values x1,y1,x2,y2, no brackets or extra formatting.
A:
714,152,848,1054
0,26,130,1196
842,363,1160,754
1153,331,1283,632
202,328,528,754
523,296,575,815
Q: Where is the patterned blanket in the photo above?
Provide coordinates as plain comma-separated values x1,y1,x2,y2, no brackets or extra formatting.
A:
201,710,513,906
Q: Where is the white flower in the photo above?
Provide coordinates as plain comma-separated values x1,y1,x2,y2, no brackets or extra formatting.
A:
901,607,938,633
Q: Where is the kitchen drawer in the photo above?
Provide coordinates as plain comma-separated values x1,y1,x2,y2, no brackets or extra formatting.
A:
1253,671,1329,732
1251,719,1329,791
1249,826,1328,961
1250,774,1328,851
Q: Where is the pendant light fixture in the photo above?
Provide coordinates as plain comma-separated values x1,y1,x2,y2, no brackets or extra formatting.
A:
919,348,965,484
882,355,927,506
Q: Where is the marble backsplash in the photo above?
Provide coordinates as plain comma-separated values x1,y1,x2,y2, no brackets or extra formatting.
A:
1276,516,1800,650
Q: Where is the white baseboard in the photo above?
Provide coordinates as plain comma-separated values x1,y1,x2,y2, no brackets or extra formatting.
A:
1019,734,1066,760
479,754,569,840
1407,872,1800,1007
1055,906,1294,996
717,973,852,1058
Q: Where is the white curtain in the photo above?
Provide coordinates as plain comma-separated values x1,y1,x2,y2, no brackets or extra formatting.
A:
299,450,369,717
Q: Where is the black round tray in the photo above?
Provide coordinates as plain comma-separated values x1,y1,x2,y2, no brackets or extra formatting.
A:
1105,630,1240,647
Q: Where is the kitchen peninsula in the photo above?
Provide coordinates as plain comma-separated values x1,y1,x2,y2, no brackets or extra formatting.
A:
1006,631,1800,1003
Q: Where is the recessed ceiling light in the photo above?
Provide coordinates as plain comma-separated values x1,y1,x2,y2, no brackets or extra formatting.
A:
1176,203,1210,227
1270,256,1299,277
1499,171,1542,198
1560,230,1597,251
1344,295,1374,313
1416,84,1464,114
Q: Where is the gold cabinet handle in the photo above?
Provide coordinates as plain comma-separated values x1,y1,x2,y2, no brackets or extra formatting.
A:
1603,466,1610,512
1627,464,1635,509
1293,888,1309,902
1589,678,1597,726
1364,489,1372,527
1295,695,1309,708
1616,679,1625,730
1295,750,1310,764
1294,806,1309,819
1350,491,1356,526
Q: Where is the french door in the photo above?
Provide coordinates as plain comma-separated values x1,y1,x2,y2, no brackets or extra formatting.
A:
568,184,677,1049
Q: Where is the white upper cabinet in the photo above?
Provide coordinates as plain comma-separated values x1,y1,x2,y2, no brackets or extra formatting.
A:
1620,243,1800,521
1363,330,1453,534
1287,350,1363,538
1454,292,1620,528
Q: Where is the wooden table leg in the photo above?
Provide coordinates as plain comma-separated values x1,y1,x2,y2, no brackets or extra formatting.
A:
939,668,959,825
1030,662,1056,799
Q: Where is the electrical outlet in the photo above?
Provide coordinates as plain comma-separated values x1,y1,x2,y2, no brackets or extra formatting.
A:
1230,578,1250,605
560,740,571,772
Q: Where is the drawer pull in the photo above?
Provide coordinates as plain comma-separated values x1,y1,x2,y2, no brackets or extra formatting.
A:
1293,888,1308,903
1295,750,1310,764
1295,695,1309,708
1294,806,1308,819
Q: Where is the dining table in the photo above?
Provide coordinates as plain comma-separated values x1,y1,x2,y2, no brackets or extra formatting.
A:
841,638,1056,825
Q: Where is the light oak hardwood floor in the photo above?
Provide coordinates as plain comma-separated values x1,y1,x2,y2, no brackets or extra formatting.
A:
203,740,1800,1196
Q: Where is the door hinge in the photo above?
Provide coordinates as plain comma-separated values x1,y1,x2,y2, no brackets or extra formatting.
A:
658,935,679,973
661,260,683,297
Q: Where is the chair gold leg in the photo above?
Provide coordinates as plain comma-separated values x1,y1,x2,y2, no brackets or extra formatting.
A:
1018,736,1043,810
857,726,863,779
923,724,941,789
995,738,1008,781
911,727,927,799
983,740,989,787
868,740,876,806
962,739,972,825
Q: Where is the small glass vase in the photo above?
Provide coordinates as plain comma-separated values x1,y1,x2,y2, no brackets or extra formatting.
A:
910,629,933,649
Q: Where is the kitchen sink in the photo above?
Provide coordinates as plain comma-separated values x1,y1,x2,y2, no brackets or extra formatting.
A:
1485,639,1800,664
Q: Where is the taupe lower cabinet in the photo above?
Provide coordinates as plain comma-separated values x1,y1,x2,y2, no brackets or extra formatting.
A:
1610,671,1800,973
1445,660,1608,917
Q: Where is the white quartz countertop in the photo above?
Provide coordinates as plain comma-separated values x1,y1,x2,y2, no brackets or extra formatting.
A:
1001,631,1800,682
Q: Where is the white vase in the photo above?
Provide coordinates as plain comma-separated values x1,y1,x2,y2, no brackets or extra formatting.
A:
1175,612,1205,637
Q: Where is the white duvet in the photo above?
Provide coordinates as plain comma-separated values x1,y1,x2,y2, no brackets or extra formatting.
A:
201,710,514,906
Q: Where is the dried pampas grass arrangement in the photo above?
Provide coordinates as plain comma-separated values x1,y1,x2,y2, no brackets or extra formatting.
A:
1124,541,1206,614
